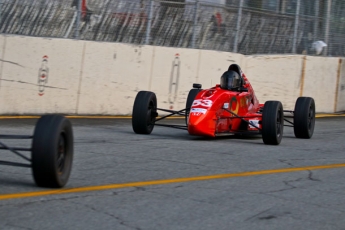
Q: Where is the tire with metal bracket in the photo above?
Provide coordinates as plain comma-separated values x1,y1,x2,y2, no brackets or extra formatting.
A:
293,97,315,138
32,115,74,188
132,91,157,134
185,88,201,125
262,101,284,145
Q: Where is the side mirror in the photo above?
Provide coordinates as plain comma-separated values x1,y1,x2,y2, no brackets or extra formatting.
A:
193,83,202,89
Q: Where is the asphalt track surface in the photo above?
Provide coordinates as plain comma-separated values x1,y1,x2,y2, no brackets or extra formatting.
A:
0,117,345,230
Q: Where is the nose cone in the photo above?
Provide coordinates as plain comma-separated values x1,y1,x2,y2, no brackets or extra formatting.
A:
187,111,216,137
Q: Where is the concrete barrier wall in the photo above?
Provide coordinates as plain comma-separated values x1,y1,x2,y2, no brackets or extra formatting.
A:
245,55,303,110
0,35,6,93
0,35,343,115
0,36,83,114
149,46,200,111
197,50,245,89
303,56,340,113
77,42,154,115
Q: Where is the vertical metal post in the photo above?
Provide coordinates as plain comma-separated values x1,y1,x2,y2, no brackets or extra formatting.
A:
280,0,286,14
233,0,243,53
75,0,82,39
145,0,154,45
192,0,199,49
324,0,332,56
313,0,319,41
292,0,301,53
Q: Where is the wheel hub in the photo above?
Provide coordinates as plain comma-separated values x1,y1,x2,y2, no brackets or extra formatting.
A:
57,133,66,174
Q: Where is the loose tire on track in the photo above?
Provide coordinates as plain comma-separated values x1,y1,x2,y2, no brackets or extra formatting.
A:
32,115,74,188
294,97,315,139
132,91,157,134
185,89,201,125
262,101,284,145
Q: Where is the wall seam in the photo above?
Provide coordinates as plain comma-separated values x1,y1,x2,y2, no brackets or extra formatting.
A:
148,46,155,91
299,55,307,97
75,41,86,115
334,58,342,112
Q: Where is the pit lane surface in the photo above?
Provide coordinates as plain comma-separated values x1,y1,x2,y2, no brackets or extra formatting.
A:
0,117,345,230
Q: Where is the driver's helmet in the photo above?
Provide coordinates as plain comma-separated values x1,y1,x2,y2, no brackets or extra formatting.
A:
220,70,241,90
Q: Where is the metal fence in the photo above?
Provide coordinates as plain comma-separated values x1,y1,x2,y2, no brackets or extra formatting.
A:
0,0,344,56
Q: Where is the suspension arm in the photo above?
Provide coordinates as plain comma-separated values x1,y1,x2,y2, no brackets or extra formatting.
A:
0,141,31,162
0,160,31,168
223,108,262,131
155,108,187,122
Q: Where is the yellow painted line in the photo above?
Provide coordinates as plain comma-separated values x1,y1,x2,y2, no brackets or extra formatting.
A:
0,116,41,119
0,115,130,119
316,114,345,118
65,116,184,119
1,163,345,201
0,114,343,119
0,116,184,119
66,115,131,119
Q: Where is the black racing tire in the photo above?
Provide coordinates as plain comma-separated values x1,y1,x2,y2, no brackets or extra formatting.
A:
32,115,74,188
185,89,201,125
262,101,284,145
132,91,157,134
293,97,315,138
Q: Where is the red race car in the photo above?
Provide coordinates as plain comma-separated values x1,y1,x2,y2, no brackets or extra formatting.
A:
132,64,315,145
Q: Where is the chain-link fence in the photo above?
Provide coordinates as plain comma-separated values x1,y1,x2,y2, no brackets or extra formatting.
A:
0,0,344,56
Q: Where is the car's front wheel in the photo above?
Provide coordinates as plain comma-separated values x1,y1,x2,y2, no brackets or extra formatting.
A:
32,115,74,188
185,89,201,125
293,97,315,138
132,91,157,134
262,101,284,145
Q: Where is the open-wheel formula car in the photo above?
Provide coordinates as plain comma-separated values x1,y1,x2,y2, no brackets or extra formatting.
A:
132,64,315,145
0,115,73,187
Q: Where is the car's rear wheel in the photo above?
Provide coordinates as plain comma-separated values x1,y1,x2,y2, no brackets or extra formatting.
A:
185,89,201,125
262,101,284,145
32,115,74,188
132,91,157,134
294,97,315,138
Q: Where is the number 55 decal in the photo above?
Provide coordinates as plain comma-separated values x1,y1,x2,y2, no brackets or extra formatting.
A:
192,99,213,107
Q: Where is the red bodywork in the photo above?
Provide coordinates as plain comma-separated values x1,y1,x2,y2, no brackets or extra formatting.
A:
188,73,264,137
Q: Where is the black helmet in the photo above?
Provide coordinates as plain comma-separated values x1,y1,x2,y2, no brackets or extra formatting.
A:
220,70,241,90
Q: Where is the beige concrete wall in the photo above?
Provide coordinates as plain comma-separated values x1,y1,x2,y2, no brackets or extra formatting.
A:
149,46,200,111
77,42,154,115
0,35,83,114
0,35,7,90
303,56,339,113
0,35,343,115
244,55,303,110
197,50,245,89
